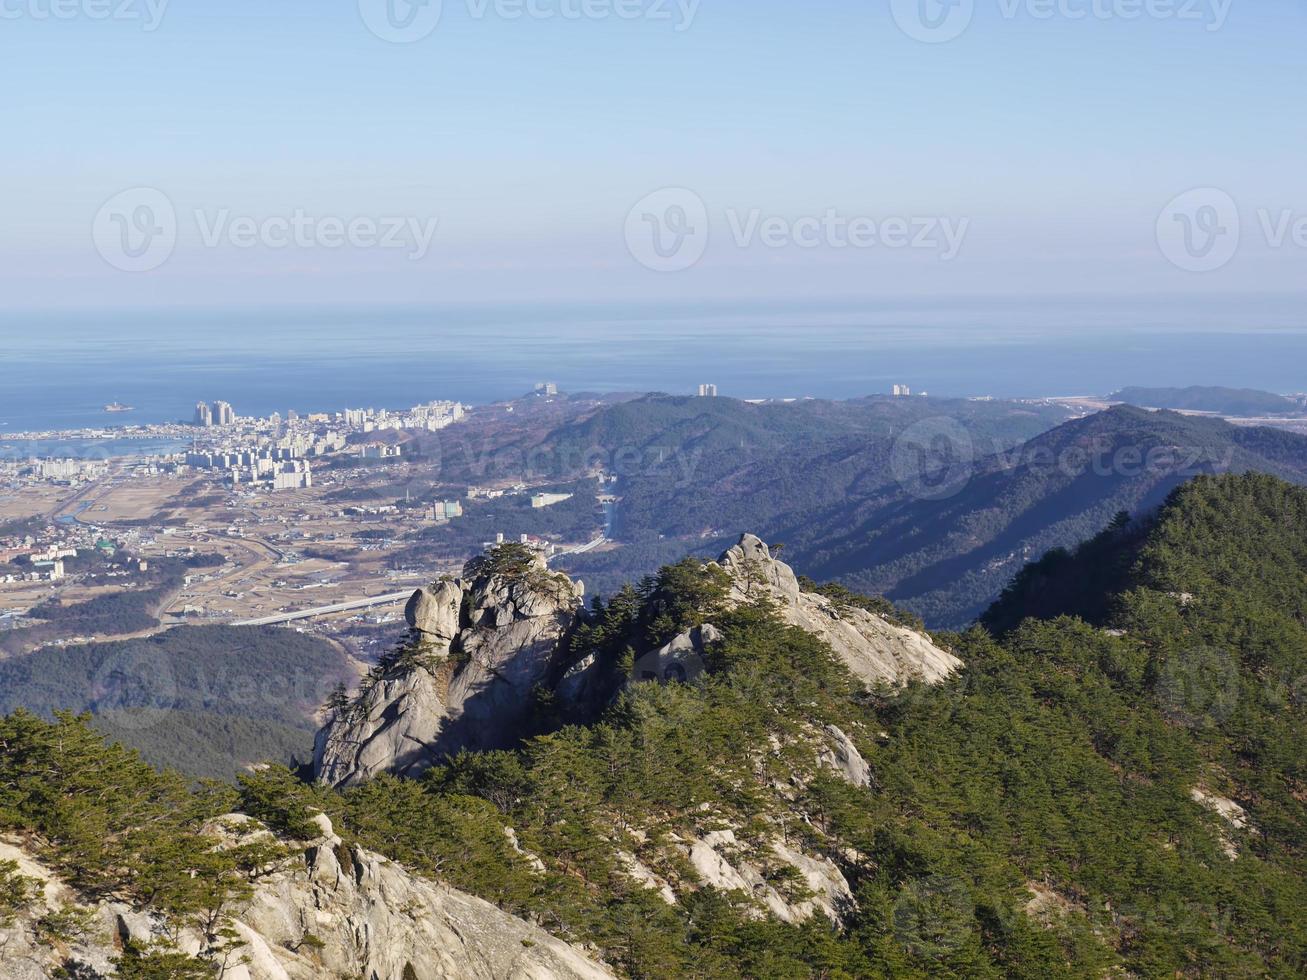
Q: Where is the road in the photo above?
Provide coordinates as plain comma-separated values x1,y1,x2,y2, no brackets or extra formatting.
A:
232,590,413,627
551,536,606,560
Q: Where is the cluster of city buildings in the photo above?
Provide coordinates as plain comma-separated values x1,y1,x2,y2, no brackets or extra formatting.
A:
184,447,316,490
340,400,464,433
698,384,719,397
468,484,527,500
1,560,65,584
181,398,464,490
483,531,560,558
0,457,110,486
891,384,927,397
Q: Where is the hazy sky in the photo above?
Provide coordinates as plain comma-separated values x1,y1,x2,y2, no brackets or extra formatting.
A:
2,0,1304,310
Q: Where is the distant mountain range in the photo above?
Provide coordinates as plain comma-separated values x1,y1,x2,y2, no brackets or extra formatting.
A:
1111,385,1300,416
783,406,1307,627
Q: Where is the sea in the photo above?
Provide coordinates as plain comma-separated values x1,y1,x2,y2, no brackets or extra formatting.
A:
1,295,1304,437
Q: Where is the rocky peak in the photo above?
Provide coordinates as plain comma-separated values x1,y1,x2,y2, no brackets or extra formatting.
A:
314,549,585,788
713,534,961,687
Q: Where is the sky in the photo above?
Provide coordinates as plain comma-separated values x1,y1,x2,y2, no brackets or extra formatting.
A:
1,0,1304,310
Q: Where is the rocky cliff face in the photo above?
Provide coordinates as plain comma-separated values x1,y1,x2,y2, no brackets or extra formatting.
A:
0,815,613,980
314,557,583,788
714,534,960,686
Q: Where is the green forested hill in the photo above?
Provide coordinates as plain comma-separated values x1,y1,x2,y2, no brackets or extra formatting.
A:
0,626,351,778
984,472,1307,878
1,474,1303,976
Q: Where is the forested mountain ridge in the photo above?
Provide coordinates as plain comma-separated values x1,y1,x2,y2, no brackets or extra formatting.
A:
1,474,1303,977
784,406,1307,627
546,393,1077,594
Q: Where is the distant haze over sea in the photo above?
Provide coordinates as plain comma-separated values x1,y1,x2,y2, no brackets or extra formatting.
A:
2,296,1304,433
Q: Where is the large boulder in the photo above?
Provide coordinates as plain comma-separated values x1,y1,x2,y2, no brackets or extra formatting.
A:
405,578,464,642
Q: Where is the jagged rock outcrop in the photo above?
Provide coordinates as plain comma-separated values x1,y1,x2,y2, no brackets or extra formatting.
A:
313,666,453,787
818,724,872,789
315,557,583,788
715,534,961,686
0,816,614,980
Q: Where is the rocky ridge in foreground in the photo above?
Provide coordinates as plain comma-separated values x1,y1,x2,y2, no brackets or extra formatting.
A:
0,813,613,980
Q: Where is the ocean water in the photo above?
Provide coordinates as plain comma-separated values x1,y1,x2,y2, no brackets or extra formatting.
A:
1,295,1304,433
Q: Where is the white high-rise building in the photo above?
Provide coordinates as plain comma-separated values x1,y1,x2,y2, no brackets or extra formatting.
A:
213,401,236,426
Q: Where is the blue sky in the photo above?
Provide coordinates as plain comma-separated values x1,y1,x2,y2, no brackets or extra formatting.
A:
1,0,1304,309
